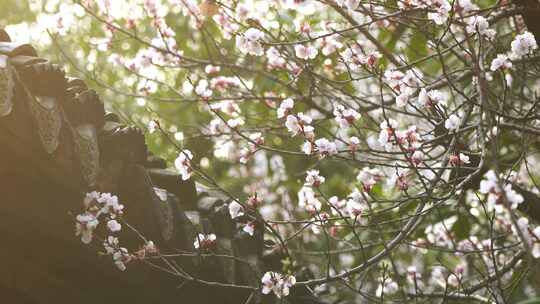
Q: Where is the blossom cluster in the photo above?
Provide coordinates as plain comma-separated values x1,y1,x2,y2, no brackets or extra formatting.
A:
489,31,538,85
479,170,524,212
75,191,124,244
261,271,296,298
228,195,260,236
75,192,157,271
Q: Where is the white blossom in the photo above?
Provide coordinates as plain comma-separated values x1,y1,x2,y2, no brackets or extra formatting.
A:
261,272,296,298
195,79,212,97
378,119,398,147
99,193,124,218
479,170,524,212
277,98,294,119
298,186,322,212
466,16,495,40
459,153,470,164
417,89,446,107
228,201,245,219
445,114,460,130
285,113,313,137
112,247,131,271
346,197,366,219
305,170,325,187
505,73,513,87
510,32,537,59
533,226,540,240
349,136,360,150
533,243,540,258
243,221,255,236
328,196,347,216
237,28,265,56
456,0,478,12
174,149,193,180
333,104,360,128
285,115,301,136
103,236,119,254
357,167,383,191
147,120,158,133
341,45,381,70
479,170,499,194
375,278,399,297
388,168,410,191
267,47,286,68
385,69,422,107
144,241,158,255
428,2,451,25
107,219,122,233
336,0,360,10
295,44,318,60
204,64,220,74
75,213,99,244
490,54,512,71
193,233,217,250
396,92,410,107
302,141,313,155
320,36,343,56
314,138,338,156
